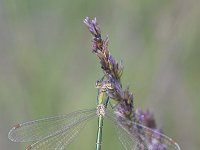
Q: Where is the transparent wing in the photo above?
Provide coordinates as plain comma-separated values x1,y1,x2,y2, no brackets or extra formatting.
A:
25,114,90,150
115,122,141,150
8,109,96,143
106,110,181,150
105,111,145,150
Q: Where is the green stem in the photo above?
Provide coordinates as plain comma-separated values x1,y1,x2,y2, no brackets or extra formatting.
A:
96,114,104,150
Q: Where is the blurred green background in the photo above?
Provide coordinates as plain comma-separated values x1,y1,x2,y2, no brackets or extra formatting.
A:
0,0,199,149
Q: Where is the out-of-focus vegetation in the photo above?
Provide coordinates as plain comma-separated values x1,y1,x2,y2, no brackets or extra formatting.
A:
0,0,199,150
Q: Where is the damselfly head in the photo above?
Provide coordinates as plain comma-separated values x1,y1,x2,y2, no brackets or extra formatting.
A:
95,80,102,88
95,80,114,91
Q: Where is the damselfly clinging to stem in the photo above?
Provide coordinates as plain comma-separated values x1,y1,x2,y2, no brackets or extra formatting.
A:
8,17,181,150
8,79,180,150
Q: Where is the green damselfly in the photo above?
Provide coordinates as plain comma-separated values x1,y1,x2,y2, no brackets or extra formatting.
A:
8,80,180,150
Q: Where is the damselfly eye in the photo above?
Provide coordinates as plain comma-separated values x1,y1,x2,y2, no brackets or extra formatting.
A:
95,80,103,88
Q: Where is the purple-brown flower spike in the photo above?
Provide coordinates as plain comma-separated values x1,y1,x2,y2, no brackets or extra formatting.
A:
84,17,123,81
84,17,180,150
84,16,135,124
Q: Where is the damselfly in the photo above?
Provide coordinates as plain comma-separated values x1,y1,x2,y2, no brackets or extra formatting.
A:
8,80,180,150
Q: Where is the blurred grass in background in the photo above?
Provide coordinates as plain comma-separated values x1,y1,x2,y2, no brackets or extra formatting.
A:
0,0,199,149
